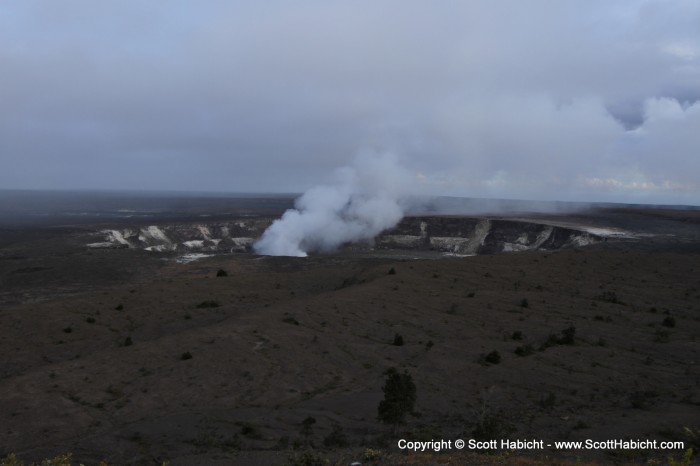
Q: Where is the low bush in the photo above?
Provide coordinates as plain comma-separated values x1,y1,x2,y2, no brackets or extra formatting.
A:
514,344,534,357
482,350,501,365
196,300,220,309
540,326,576,350
323,423,348,448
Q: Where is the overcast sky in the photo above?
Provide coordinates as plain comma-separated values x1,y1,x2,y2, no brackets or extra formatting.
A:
1,1,699,204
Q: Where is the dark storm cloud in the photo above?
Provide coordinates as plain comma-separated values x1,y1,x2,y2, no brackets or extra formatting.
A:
1,1,699,204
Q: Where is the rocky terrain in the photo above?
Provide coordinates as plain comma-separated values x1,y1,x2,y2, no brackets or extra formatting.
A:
0,205,699,465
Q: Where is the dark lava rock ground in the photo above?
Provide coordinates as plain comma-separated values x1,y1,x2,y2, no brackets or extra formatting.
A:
0,207,699,465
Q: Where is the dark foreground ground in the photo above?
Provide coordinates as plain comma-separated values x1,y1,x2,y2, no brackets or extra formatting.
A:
0,206,699,465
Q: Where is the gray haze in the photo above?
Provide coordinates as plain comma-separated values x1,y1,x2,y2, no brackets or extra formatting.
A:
1,1,699,205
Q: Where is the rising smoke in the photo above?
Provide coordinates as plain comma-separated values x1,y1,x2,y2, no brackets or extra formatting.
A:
254,153,414,257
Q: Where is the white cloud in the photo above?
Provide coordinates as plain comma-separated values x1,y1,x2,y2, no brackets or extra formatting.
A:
0,0,699,205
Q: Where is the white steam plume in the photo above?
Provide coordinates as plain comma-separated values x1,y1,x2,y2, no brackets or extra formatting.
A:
254,153,413,257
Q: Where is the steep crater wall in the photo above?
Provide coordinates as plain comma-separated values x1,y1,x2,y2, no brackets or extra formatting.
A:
87,219,271,253
87,216,603,256
375,217,600,254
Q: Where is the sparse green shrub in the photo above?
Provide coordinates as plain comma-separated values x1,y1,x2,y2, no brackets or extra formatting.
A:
573,420,590,430
115,304,124,310
123,336,133,347
283,316,300,325
425,340,434,350
519,298,529,308
540,326,576,350
285,450,326,466
560,326,576,344
190,429,241,451
0,453,21,466
62,327,72,334
542,334,558,349
597,291,621,304
377,368,416,431
181,352,193,360
275,436,290,450
392,333,404,346
1,452,74,466
630,390,658,409
300,417,316,439
106,384,124,400
216,269,228,277
196,300,220,309
337,276,362,289
408,424,443,443
387,267,396,275
362,448,382,461
683,427,700,450
668,448,694,466
472,412,515,443
655,329,671,343
85,317,96,324
240,421,262,439
539,392,556,409
322,423,348,448
514,344,534,357
483,350,501,365
662,316,677,328
467,291,476,298
511,331,523,340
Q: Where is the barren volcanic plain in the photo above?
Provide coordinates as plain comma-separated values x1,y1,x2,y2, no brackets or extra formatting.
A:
1,195,699,465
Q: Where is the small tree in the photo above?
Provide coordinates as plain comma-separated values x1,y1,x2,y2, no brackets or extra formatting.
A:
300,416,316,445
323,422,348,448
377,368,416,433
